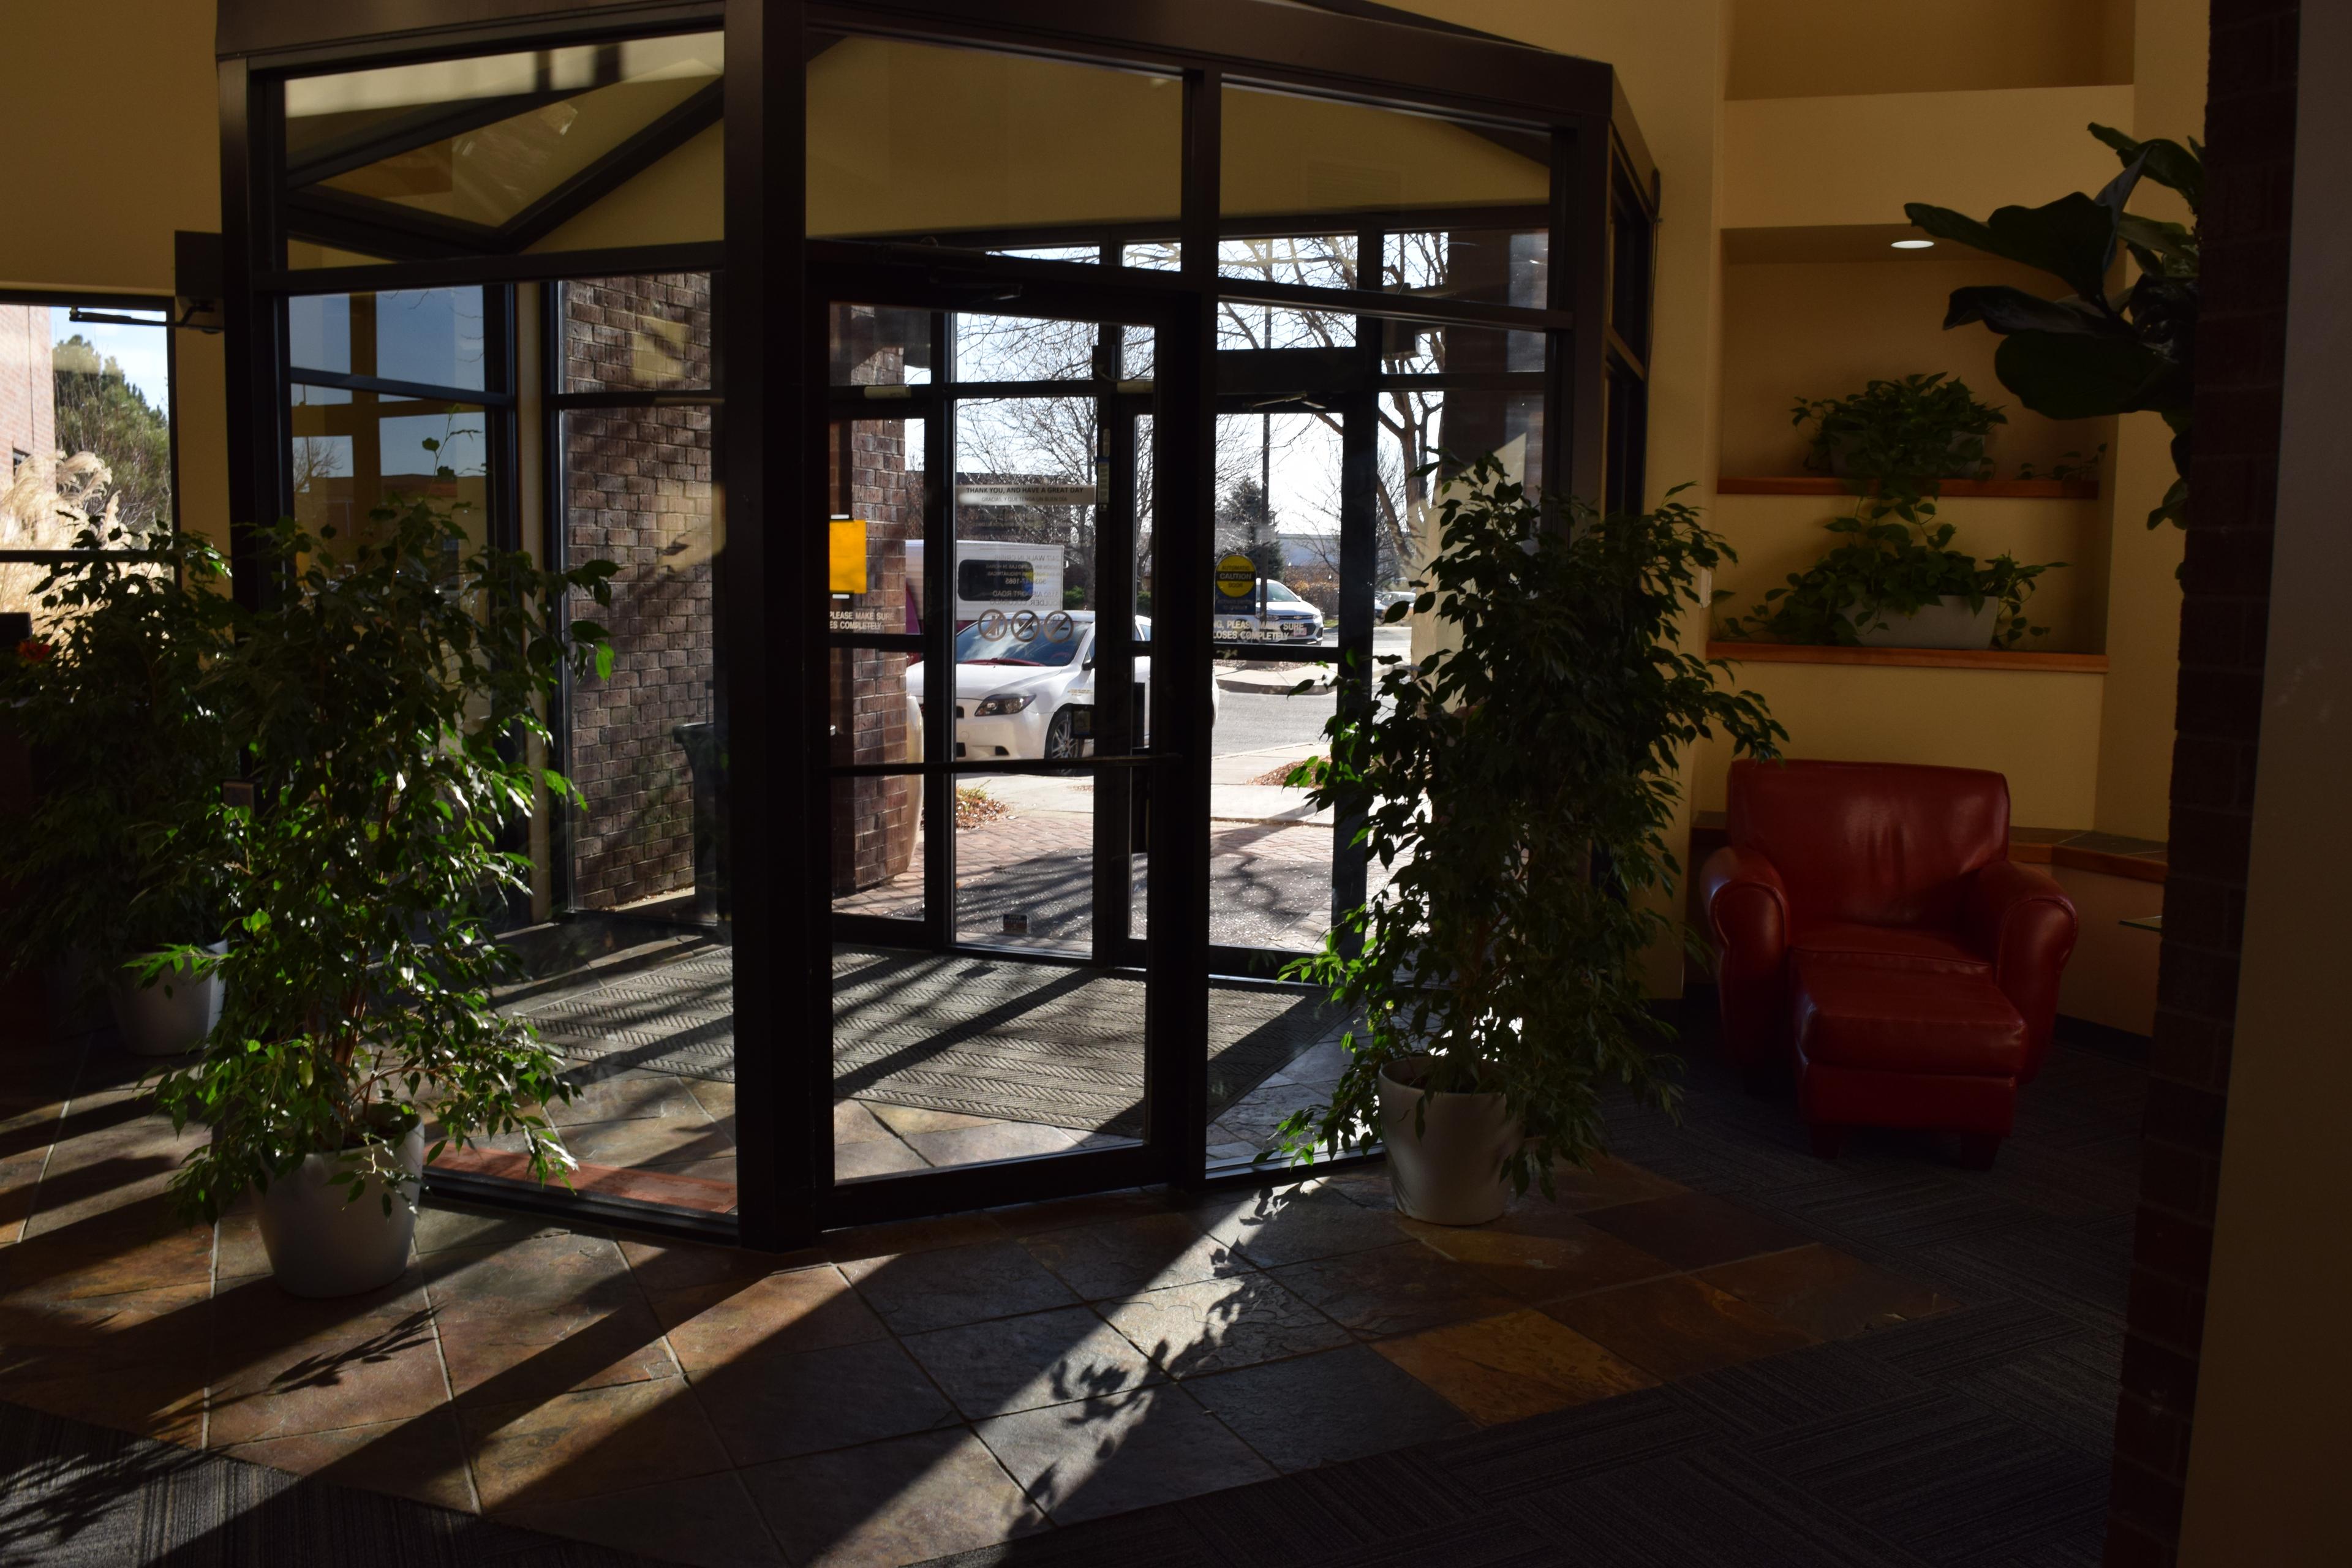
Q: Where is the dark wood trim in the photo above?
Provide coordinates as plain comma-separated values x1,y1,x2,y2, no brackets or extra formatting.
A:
258,243,728,295
1705,641,2111,674
219,0,720,62
1719,475,2103,500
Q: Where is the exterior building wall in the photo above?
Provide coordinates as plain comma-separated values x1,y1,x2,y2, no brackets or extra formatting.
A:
0,306,55,473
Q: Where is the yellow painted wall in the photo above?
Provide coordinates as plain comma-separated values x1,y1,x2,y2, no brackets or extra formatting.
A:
1721,257,2110,479
1722,85,2136,230
1398,0,1735,996
1710,494,2106,654
2049,866,2162,1036
1691,660,2105,827
1728,1,2132,100
2090,0,2201,843
0,0,228,554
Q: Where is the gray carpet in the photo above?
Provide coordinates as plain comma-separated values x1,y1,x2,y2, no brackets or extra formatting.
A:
0,1398,664,1568
914,1010,2145,1567
513,946,1341,1137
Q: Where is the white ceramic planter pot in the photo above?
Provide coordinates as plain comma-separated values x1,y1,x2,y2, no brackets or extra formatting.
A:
108,943,227,1058
258,1125,425,1298
1378,1056,1524,1226
1853,598,1999,650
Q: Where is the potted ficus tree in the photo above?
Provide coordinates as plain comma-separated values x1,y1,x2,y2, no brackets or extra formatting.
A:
152,478,616,1297
1273,456,1784,1224
0,456,243,1055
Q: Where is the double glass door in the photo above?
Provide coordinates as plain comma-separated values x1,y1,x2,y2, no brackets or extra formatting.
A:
815,269,1192,1223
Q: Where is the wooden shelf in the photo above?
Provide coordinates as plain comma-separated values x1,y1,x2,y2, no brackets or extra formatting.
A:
1706,641,2109,673
1718,476,2100,499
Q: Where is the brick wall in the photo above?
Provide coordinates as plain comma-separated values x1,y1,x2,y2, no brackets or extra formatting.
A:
562,275,717,911
827,404,922,897
2103,5,2299,1563
0,305,55,473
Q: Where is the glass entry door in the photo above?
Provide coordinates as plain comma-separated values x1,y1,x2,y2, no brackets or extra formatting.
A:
812,267,1186,1224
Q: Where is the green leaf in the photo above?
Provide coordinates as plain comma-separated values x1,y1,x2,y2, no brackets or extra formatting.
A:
2090,123,2203,214
1905,192,2119,300
1942,285,2114,337
1992,330,2188,419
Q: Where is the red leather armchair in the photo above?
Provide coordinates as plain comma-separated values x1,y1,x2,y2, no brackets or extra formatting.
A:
1700,760,2078,1166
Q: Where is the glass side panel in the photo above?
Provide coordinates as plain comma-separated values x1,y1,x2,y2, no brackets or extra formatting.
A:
1384,227,1549,311
1218,234,1360,291
830,303,933,388
807,34,1181,249
497,378,736,1212
1378,318,1545,377
288,386,490,545
559,273,715,394
557,403,718,917
288,288,489,390
1221,82,1548,219
826,415,927,636
283,33,723,255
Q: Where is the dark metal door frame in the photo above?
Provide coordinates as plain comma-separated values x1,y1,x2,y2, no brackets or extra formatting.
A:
807,255,1209,1227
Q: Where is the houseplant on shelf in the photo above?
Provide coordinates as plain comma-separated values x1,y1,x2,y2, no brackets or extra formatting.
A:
152,478,616,1297
0,454,243,1055
1721,372,2064,649
1271,456,1784,1223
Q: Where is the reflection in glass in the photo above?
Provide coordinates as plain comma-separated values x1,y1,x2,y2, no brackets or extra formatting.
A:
558,404,716,914
826,418,925,636
560,274,715,393
288,288,488,390
284,35,723,236
829,303,932,387
1384,228,1548,311
290,388,488,541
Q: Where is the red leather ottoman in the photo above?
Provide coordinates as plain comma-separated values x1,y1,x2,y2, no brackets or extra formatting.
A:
1792,955,2029,1169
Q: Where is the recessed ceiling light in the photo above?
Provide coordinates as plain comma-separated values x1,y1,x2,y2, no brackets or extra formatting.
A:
1891,239,1935,250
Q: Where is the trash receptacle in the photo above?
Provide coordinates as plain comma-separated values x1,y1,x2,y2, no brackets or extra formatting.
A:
672,720,727,923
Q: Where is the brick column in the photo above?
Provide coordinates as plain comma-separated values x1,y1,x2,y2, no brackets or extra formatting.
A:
2103,4,2299,1562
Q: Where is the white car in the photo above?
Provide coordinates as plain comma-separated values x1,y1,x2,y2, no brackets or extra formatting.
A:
1216,578,1325,643
904,611,1217,761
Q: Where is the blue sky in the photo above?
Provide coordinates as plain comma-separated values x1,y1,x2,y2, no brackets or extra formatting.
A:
51,306,171,411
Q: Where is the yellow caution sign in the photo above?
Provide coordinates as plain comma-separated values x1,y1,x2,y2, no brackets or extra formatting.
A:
1215,551,1257,601
829,518,868,594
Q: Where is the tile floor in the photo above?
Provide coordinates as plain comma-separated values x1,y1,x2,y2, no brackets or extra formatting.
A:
1,1017,1958,1568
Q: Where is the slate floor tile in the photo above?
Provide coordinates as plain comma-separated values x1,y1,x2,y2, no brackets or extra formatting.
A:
1269,1241,1520,1339
1578,1191,1815,1270
903,1304,1164,1418
976,1385,1275,1522
1373,1309,1656,1425
1020,1211,1249,1300
1697,1243,1954,1341
838,1238,1080,1332
1185,1344,1474,1472
1189,1185,1406,1268
744,1427,1049,1566
1098,1273,1353,1379
1546,1273,1815,1381
688,1335,958,1466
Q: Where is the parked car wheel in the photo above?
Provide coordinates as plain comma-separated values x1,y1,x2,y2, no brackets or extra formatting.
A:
1043,706,1082,768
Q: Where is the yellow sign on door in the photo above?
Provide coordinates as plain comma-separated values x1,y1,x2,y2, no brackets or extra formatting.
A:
829,518,869,594
1215,551,1257,600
